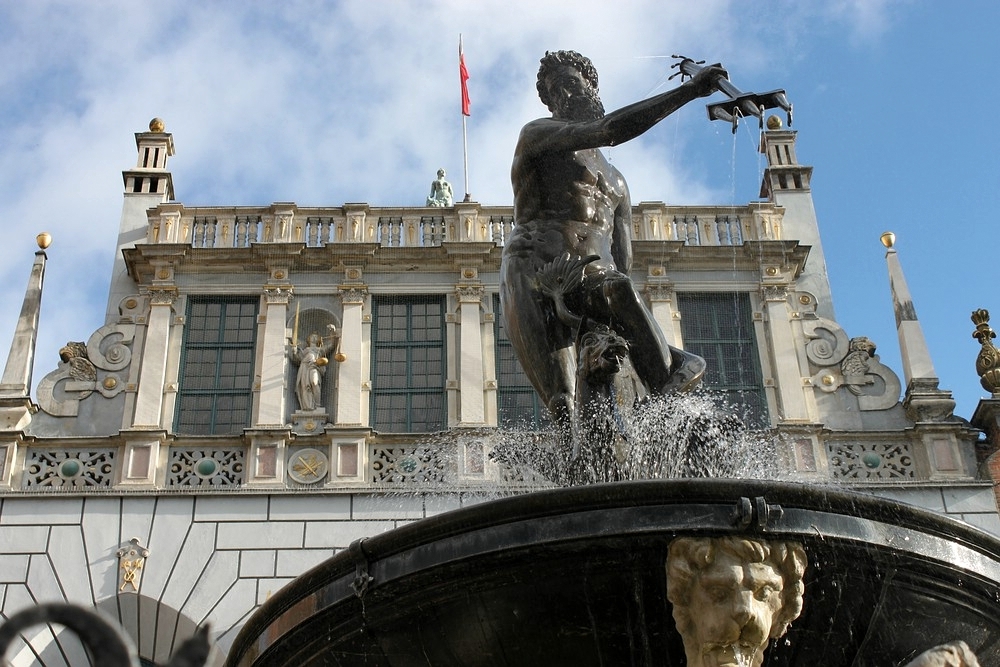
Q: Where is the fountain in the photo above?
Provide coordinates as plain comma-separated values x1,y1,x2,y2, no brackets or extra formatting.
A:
222,52,1000,667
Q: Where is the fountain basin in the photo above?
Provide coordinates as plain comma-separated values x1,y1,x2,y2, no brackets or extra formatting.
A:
226,480,1000,666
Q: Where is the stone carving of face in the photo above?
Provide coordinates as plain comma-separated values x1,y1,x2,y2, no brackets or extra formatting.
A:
666,537,806,667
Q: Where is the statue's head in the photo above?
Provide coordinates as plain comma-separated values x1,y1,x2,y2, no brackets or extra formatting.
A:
537,50,605,121
666,536,807,667
437,168,446,179
307,332,322,347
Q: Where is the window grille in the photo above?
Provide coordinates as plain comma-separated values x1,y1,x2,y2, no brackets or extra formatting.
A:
494,295,547,429
370,296,447,432
175,296,258,435
677,292,769,427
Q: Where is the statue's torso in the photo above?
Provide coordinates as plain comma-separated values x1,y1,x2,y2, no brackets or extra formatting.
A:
509,146,628,271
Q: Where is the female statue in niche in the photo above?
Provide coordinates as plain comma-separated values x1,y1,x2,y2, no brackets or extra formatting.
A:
288,324,340,411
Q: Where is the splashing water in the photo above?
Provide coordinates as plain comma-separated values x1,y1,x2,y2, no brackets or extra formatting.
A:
490,390,778,487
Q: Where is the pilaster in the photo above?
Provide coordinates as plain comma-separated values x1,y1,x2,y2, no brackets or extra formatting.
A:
131,269,177,429
456,272,486,425
760,284,810,421
336,272,368,426
255,271,292,427
645,275,680,347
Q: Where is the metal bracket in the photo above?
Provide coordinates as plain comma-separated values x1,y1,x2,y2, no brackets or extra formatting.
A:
733,496,784,531
349,539,374,599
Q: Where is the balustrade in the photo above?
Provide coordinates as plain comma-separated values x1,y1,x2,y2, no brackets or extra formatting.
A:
150,204,783,249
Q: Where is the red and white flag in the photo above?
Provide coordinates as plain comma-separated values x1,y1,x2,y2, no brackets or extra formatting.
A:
459,36,471,116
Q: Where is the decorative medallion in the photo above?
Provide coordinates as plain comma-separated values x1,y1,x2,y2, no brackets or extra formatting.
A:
288,448,329,485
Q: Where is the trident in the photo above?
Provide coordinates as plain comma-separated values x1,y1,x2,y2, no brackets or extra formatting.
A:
670,56,793,133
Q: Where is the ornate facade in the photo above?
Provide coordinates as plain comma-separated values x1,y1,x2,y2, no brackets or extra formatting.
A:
0,120,994,665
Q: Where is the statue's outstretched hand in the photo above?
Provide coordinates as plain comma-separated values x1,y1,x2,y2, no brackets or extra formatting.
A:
688,63,729,97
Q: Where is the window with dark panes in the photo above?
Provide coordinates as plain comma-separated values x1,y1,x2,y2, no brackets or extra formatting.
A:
676,292,769,427
175,296,258,435
371,297,446,432
494,295,547,429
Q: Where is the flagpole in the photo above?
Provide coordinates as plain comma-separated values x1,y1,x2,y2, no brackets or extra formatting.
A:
459,34,471,202
462,114,470,202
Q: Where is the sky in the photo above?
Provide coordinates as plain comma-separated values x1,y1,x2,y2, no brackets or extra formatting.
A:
0,0,996,424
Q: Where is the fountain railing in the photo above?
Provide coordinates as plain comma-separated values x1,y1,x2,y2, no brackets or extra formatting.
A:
141,202,785,249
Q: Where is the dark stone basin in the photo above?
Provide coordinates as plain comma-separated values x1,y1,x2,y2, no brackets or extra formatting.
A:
225,480,1000,666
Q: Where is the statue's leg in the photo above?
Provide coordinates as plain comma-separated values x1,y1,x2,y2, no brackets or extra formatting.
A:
499,262,577,427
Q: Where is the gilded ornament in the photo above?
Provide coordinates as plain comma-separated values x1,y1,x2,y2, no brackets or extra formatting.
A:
148,118,165,132
972,309,1000,393
288,448,329,484
880,231,896,248
36,232,52,250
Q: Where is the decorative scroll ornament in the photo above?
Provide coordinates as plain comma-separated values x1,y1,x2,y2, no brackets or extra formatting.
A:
116,537,150,593
36,324,135,417
972,309,1000,394
805,319,901,411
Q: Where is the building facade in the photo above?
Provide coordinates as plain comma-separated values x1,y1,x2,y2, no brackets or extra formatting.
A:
0,120,994,666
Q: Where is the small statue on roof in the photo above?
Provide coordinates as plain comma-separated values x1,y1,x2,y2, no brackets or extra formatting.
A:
426,168,455,207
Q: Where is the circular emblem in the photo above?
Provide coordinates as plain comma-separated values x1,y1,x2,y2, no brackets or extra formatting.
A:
288,448,329,484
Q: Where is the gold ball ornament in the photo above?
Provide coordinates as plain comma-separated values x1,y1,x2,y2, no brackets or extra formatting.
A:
880,231,896,248
149,118,165,133
766,115,782,130
36,232,52,250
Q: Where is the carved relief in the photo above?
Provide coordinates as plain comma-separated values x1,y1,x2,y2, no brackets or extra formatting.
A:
827,441,915,479
371,446,447,485
22,449,117,487
116,538,150,593
666,536,807,667
167,447,245,486
804,320,902,411
455,284,484,304
37,324,135,417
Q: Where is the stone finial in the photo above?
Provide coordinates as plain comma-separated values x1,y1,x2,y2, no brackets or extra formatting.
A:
972,309,1000,394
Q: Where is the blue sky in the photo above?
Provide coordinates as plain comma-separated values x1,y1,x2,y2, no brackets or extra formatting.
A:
0,1,995,422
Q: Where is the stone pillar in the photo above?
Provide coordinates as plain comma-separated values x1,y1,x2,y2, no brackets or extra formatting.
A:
255,279,292,427
131,280,177,429
761,285,810,421
456,278,486,425
336,277,367,426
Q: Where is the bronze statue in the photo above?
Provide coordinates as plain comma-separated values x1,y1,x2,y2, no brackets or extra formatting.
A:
500,50,724,449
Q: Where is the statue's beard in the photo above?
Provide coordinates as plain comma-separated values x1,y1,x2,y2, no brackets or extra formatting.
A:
561,90,605,121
